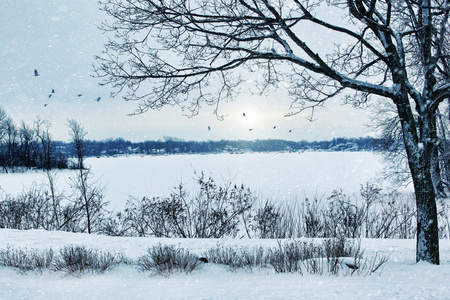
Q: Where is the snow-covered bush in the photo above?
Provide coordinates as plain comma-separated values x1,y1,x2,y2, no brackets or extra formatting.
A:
301,196,325,238
253,200,302,239
0,246,53,274
124,173,255,238
204,245,269,271
325,189,366,238
137,244,204,276
0,240,388,277
52,245,123,276
0,184,55,230
1,171,449,239
201,238,381,276
270,238,367,275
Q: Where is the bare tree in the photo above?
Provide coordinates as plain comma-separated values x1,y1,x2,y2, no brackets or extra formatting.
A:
95,0,450,265
45,169,63,229
18,121,37,170
67,119,88,170
68,168,107,234
66,120,106,234
0,115,17,172
33,118,53,170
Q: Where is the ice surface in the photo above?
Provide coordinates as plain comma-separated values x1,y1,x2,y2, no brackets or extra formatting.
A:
0,152,410,211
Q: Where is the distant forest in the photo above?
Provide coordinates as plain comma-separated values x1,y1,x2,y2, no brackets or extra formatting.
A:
85,136,384,156
0,134,384,172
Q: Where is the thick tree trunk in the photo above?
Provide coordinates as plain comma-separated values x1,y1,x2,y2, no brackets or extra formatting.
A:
396,93,440,264
410,154,440,264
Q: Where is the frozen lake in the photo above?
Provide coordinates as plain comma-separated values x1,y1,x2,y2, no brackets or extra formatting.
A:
0,152,410,210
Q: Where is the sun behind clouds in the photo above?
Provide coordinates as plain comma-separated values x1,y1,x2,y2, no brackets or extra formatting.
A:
240,108,261,130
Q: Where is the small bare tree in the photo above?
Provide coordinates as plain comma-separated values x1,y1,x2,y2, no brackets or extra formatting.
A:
33,118,53,170
45,169,62,229
18,121,37,170
67,168,107,234
66,120,107,234
67,119,87,170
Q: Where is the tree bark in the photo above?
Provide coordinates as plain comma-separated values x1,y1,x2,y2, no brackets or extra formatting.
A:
410,157,440,264
396,88,440,264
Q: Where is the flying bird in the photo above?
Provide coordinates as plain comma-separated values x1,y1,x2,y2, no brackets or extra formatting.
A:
96,97,101,102
289,129,292,133
243,113,246,117
248,128,254,131
34,69,39,76
52,89,55,93
77,94,83,97
44,104,47,107
48,94,52,98
208,126,211,130
273,126,276,129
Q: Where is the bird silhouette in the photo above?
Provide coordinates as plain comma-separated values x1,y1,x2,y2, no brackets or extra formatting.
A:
96,97,101,102
289,129,292,133
208,126,211,130
34,69,39,76
248,128,254,131
48,94,52,98
52,89,55,93
243,113,246,117
273,126,276,129
44,104,47,107
77,94,83,97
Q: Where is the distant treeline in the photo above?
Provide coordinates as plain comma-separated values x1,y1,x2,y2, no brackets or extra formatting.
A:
83,136,384,156
0,111,68,172
0,135,383,172
0,117,384,172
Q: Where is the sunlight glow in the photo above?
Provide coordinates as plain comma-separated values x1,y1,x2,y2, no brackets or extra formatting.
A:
240,109,261,130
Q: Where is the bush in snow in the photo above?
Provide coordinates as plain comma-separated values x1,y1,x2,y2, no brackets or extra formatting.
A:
269,238,365,275
137,244,204,276
300,196,326,238
0,240,387,277
201,238,388,276
252,199,303,239
204,245,270,271
2,170,450,239
124,173,255,238
52,245,123,276
0,246,53,274
324,189,366,238
0,183,57,230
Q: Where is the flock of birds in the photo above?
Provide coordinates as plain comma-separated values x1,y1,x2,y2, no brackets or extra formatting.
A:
208,112,293,133
34,69,292,133
34,69,101,107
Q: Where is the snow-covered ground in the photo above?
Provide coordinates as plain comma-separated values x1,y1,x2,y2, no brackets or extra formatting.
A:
3,152,445,299
0,229,449,299
0,152,411,210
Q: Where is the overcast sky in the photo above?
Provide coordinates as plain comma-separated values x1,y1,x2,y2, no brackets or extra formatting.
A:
0,0,375,142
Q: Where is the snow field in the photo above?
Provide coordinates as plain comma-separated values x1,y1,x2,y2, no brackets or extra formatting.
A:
0,152,407,211
2,152,447,299
0,229,449,299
